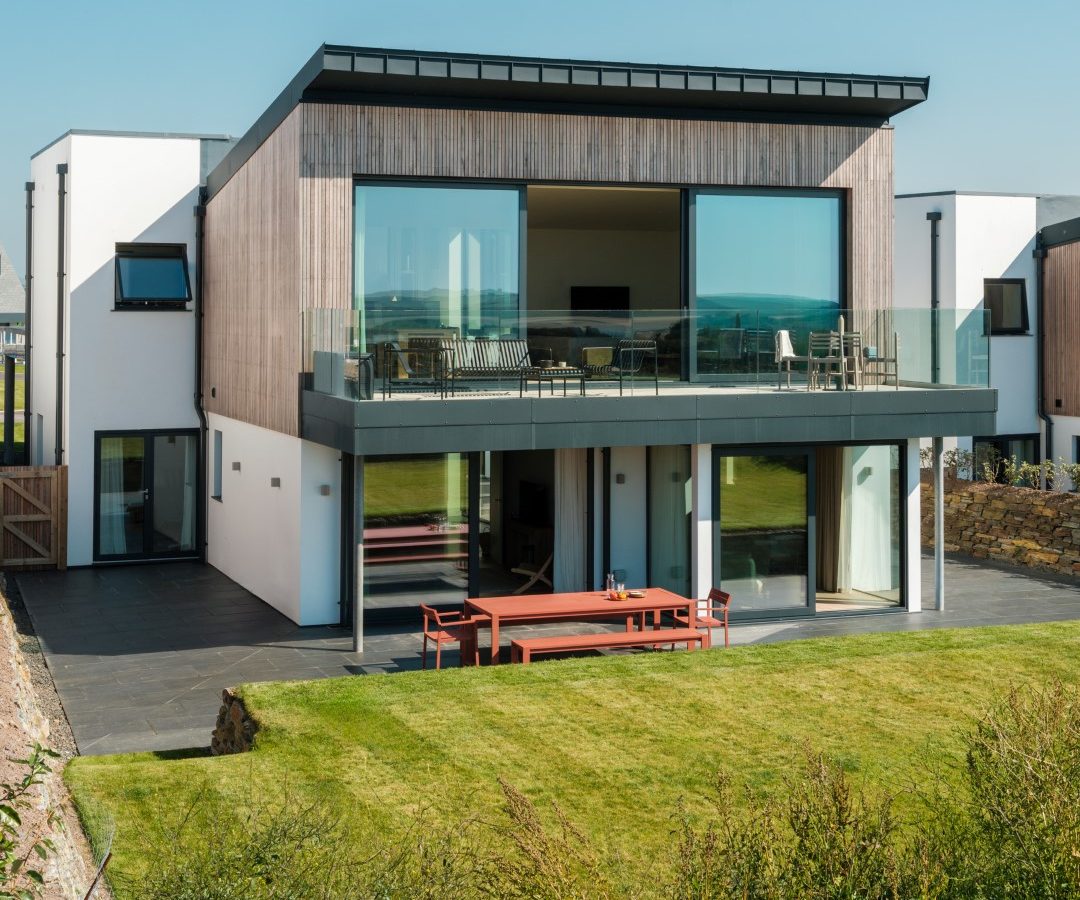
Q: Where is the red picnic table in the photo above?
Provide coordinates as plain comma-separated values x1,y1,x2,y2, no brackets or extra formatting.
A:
464,587,697,665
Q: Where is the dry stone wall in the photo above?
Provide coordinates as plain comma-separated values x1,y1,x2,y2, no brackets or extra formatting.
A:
921,472,1080,577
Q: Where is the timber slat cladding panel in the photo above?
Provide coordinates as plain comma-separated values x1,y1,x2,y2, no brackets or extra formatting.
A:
203,109,302,435
1044,240,1080,417
299,104,894,319
206,101,895,436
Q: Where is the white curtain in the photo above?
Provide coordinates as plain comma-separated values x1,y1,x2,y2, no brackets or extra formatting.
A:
648,446,691,595
845,446,895,593
99,439,127,556
836,448,854,592
554,448,587,591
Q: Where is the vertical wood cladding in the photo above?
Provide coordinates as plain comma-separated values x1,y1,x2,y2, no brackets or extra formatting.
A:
202,109,301,436
1043,240,1080,417
204,102,895,435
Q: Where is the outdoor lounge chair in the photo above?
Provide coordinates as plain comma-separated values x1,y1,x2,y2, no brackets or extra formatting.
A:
580,339,659,395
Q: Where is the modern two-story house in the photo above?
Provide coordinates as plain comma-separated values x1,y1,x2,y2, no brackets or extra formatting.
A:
26,45,996,647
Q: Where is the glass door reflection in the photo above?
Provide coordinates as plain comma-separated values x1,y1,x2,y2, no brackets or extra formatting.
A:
713,451,813,615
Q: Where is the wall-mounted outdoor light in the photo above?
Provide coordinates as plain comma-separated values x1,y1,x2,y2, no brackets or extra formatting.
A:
319,484,331,496
615,473,626,484
270,477,281,488
232,462,241,472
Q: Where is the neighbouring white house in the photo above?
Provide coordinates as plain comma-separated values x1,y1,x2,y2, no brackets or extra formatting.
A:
26,130,234,566
0,243,25,353
895,191,1080,471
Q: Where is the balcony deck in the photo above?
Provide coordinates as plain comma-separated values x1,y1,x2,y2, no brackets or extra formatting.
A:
301,377,998,456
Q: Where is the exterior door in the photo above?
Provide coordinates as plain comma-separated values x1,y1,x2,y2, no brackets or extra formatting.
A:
712,448,815,618
94,431,198,561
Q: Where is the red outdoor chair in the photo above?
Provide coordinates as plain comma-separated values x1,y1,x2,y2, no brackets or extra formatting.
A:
674,588,731,649
420,604,489,670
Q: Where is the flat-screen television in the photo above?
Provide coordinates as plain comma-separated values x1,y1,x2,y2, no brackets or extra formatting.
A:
570,285,630,314
518,480,550,526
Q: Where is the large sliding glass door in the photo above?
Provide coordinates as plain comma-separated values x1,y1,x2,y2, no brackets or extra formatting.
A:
691,190,842,382
94,431,197,561
362,454,470,617
354,183,522,358
713,450,814,616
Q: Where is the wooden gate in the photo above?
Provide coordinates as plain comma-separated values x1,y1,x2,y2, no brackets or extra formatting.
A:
0,466,67,570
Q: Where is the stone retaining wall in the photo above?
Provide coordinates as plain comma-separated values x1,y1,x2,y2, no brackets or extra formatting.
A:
0,580,103,899
921,472,1080,577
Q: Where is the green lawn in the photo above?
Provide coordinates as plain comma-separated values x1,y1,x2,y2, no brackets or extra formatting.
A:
65,621,1080,894
365,456,468,519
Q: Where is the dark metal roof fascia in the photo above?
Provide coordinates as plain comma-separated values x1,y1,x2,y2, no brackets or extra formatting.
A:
1040,215,1080,249
205,44,930,201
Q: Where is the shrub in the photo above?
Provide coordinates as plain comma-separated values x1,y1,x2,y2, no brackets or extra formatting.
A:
666,750,927,900
924,680,1080,900
0,743,61,900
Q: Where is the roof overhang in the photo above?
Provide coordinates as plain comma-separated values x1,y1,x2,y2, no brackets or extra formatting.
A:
206,44,929,199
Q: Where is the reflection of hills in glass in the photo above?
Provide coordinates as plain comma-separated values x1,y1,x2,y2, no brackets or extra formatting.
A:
362,289,520,334
697,294,841,332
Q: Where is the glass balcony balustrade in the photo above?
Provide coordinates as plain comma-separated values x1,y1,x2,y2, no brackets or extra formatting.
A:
301,305,991,401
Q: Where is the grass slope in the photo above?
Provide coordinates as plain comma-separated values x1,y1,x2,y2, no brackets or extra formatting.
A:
66,621,1080,893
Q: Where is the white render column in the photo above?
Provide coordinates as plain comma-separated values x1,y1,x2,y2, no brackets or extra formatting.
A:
691,444,713,601
905,438,923,613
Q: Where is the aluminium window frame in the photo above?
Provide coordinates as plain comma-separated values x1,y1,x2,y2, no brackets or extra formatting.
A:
687,187,848,383
983,277,1030,336
114,242,193,310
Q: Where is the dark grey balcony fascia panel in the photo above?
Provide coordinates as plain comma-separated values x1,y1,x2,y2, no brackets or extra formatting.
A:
301,387,997,456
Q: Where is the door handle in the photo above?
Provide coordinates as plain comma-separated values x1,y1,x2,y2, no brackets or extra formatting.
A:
143,488,150,501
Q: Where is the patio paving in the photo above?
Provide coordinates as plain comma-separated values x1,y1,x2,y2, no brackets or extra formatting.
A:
15,554,1080,756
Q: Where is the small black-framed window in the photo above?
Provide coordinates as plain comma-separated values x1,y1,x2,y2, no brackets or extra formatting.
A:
212,429,223,501
983,278,1029,335
114,243,191,309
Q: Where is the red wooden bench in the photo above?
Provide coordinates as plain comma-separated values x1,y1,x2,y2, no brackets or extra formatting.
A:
509,628,703,664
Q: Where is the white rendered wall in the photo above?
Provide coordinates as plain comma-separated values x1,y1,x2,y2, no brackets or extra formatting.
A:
27,138,70,470
690,444,712,600
29,135,206,564
953,195,1038,437
608,446,647,587
905,438,922,613
896,193,1039,440
207,414,341,626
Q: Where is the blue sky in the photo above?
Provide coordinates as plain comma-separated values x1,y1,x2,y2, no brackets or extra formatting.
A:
2,0,1078,277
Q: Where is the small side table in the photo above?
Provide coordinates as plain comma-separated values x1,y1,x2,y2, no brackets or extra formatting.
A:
519,367,587,397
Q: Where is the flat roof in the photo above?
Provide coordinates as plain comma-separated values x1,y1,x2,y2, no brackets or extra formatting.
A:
32,129,234,160
206,43,930,199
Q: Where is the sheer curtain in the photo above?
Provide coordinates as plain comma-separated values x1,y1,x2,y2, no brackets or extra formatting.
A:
553,448,587,591
815,446,844,593
99,439,127,556
648,446,691,595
